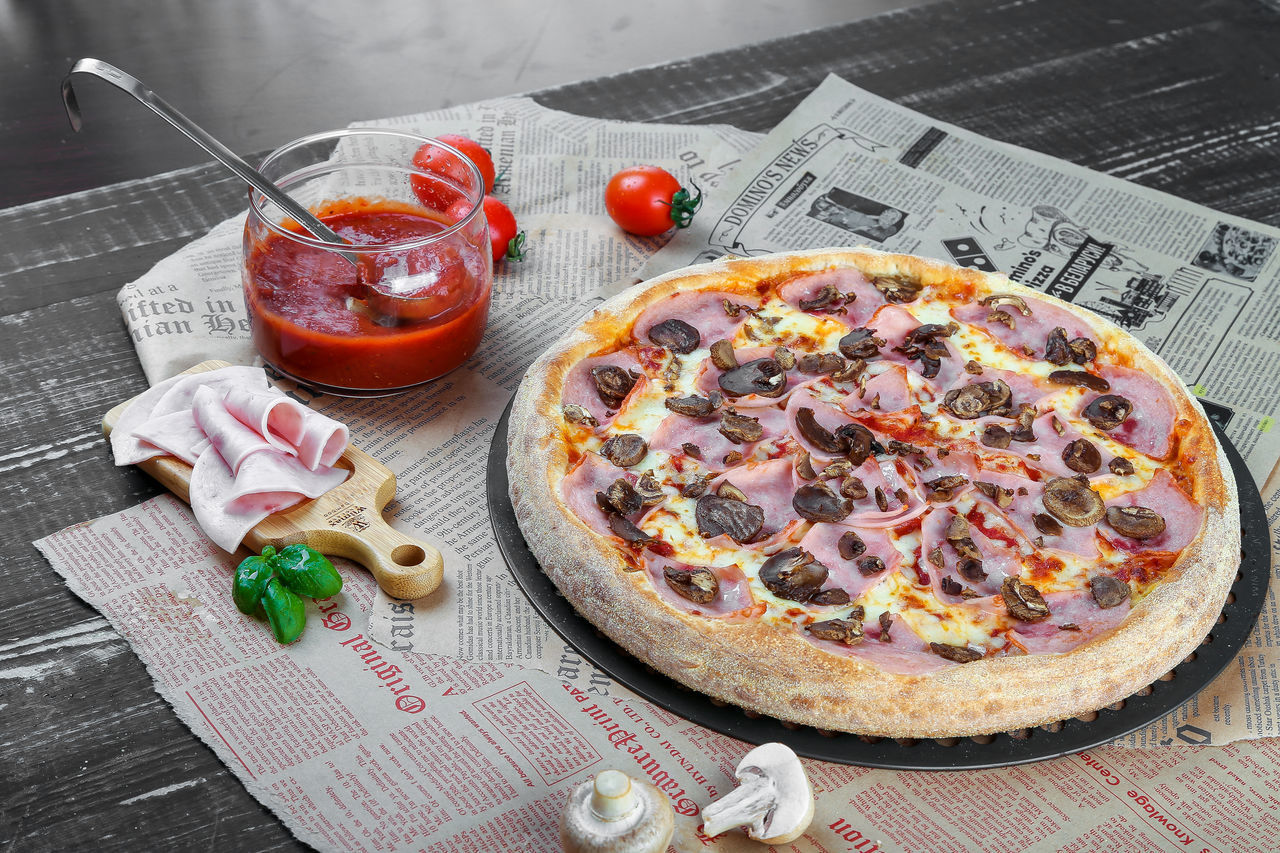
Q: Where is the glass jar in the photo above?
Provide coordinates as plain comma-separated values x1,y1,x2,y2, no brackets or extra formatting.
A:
242,129,492,396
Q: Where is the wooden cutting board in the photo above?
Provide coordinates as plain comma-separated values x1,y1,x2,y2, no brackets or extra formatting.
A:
102,360,443,600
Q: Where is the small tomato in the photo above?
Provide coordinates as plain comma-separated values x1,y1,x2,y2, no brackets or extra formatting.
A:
482,195,526,263
604,166,701,236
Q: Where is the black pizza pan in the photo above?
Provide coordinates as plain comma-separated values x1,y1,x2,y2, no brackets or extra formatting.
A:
487,400,1270,769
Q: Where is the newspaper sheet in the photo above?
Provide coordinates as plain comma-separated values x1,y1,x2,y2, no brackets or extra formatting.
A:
60,86,1280,849
35,497,1280,853
637,75,1280,485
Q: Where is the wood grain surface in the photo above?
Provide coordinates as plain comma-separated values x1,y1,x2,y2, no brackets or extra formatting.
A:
3,0,1279,850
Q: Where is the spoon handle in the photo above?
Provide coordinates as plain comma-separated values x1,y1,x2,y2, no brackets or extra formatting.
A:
62,58,356,265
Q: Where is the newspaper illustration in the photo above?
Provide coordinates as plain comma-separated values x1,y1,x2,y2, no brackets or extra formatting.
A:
637,74,1280,483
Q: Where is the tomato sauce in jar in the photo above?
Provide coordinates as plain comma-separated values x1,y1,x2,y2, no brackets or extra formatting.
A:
243,198,491,394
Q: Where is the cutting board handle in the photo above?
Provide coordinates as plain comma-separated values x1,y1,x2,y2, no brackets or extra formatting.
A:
263,509,444,601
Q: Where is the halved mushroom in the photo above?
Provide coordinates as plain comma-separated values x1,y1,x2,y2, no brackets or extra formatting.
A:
1032,512,1063,537
819,459,853,480
792,482,852,523
665,394,715,418
1044,327,1072,366
758,548,829,602
772,346,796,370
598,478,642,515
591,365,637,408
925,474,968,502
607,514,652,544
857,555,886,576
1061,438,1101,474
930,642,983,663
647,318,700,354
837,327,883,360
794,451,817,481
719,358,787,398
837,531,866,560
1068,336,1097,364
794,407,843,454
1041,477,1105,527
870,274,922,303
700,742,815,845
1105,505,1166,539
695,495,765,543
634,472,665,507
719,410,764,444
837,423,875,465
981,424,1012,449
1084,394,1133,431
600,434,648,468
1109,456,1135,476
957,557,987,582
1048,370,1110,392
1002,577,1051,622
562,404,599,428
1090,574,1131,609
809,588,851,606
663,566,719,604
715,480,749,503
839,475,868,500
943,380,1011,419
798,284,841,312
709,339,738,371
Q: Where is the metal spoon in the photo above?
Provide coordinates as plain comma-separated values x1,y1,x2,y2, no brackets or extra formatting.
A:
61,58,356,265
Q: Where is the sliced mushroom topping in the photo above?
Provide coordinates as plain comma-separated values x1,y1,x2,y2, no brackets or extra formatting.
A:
607,513,651,544
663,566,719,604
837,327,884,360
1105,506,1166,540
680,441,703,460
1083,394,1134,431
716,480,749,503
1009,405,1037,442
837,531,866,560
1062,438,1102,474
870,273,922,303
893,323,957,379
798,284,842,312
926,546,945,568
886,439,926,457
647,318,700,354
634,472,665,507
665,394,715,418
661,357,682,388
723,450,744,466
943,380,1012,419
718,358,787,398
1041,476,1106,527
759,547,829,602
1032,512,1063,537
809,588,851,606
878,611,894,641
980,293,1032,316
600,433,648,467
591,365,637,407
695,494,765,543
796,352,846,375
925,474,968,502
957,557,987,582
1108,456,1135,476
930,642,983,663
837,423,875,466
772,346,796,370
562,404,599,428
873,486,888,512
974,480,1014,508
1090,575,1131,609
839,475,868,500
795,451,817,481
709,339,738,371
981,424,1012,449
1002,577,1051,622
1048,369,1110,392
819,459,853,480
600,478,642,515
857,555,886,576
832,358,868,384
680,474,709,498
964,360,984,375
1044,327,1072,366
794,407,842,454
792,482,853,523
721,299,751,318
1068,336,1097,364
807,614,864,644
719,410,764,444
940,576,963,596
945,515,970,541
987,309,1016,330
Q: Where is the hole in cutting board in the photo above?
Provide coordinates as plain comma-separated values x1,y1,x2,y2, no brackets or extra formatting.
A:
392,544,426,566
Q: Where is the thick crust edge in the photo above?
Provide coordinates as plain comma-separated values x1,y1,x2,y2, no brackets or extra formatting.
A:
507,248,1239,737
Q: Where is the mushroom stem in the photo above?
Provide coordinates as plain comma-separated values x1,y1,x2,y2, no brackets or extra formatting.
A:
700,769,776,838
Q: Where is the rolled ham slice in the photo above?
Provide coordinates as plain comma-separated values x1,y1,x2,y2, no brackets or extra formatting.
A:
633,290,757,347
777,268,885,327
1103,469,1203,553
223,386,348,470
149,365,270,419
191,385,275,475
952,296,1094,360
641,554,755,617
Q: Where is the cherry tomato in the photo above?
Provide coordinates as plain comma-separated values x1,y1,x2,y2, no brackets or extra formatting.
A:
604,166,701,236
481,195,526,263
410,135,496,211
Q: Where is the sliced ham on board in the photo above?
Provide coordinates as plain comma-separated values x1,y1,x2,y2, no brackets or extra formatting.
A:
129,409,209,466
951,296,1094,361
109,372,187,465
776,267,886,327
223,386,348,470
633,290,758,347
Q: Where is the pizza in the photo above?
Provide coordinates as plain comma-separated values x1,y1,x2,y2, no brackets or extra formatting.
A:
507,248,1238,737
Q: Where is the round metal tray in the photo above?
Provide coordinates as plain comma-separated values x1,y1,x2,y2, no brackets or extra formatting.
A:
487,402,1269,769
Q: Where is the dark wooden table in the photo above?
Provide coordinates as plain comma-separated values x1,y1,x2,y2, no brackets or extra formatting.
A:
3,0,1279,849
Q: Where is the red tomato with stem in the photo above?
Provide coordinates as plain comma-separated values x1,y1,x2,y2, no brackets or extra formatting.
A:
481,196,525,263
604,166,701,236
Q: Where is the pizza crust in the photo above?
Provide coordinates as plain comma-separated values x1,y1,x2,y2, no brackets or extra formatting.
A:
508,248,1239,737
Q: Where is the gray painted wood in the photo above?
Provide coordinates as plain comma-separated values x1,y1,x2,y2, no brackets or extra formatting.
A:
3,0,1279,849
